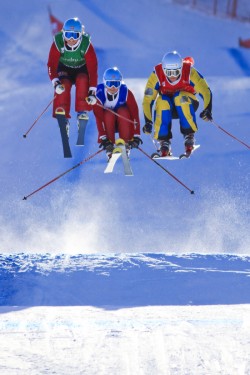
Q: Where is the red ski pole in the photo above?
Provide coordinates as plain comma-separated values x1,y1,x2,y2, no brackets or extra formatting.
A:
211,120,250,150
23,149,103,200
138,147,195,194
23,96,56,138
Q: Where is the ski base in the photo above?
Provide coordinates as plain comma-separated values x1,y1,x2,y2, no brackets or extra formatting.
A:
76,118,88,146
116,138,133,176
151,152,179,160
151,145,200,160
56,114,72,158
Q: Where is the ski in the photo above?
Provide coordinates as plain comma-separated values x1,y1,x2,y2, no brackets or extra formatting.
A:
56,113,72,158
116,138,133,176
76,118,88,146
151,145,201,160
151,152,179,160
104,150,122,173
179,144,200,159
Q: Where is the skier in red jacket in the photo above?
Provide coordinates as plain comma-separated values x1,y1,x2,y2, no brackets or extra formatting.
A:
89,67,141,158
47,17,98,128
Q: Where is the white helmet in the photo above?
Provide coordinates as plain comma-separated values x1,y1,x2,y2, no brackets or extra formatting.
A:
162,51,183,79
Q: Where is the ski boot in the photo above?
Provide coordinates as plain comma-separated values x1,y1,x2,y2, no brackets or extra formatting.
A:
77,111,89,121
184,133,195,157
159,140,172,157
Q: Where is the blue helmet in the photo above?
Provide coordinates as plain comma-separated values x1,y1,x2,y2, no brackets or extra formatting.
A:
63,18,83,40
63,18,82,33
103,67,123,83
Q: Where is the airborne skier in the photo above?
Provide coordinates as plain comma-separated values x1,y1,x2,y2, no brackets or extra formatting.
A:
142,51,213,158
47,17,98,157
90,67,142,159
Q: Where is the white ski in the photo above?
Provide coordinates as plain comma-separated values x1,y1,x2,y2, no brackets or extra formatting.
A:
104,152,122,173
152,145,200,160
152,153,179,160
179,144,200,159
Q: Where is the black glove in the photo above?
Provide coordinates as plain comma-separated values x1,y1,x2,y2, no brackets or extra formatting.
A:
200,108,213,121
142,121,153,134
129,136,143,149
99,137,113,151
86,89,97,105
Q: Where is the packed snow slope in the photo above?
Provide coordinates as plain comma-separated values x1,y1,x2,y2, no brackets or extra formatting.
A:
1,253,250,375
0,0,249,253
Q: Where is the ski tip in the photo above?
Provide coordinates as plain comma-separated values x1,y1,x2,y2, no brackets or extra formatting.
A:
191,190,195,195
179,154,190,159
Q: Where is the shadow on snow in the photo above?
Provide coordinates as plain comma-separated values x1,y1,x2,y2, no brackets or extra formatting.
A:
1,253,250,311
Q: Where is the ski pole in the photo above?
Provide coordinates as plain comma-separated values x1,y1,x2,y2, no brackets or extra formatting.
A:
23,96,56,138
95,102,137,126
23,149,103,200
211,120,250,150
138,147,195,195
150,134,158,150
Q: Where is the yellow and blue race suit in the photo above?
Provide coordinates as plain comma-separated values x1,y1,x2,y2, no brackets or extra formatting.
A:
142,59,212,140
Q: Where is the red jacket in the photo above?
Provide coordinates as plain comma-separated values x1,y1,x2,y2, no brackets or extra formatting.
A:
47,42,98,87
154,60,196,96
94,88,140,140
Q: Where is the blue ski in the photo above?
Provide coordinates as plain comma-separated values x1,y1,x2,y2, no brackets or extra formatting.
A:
76,118,88,146
56,114,72,158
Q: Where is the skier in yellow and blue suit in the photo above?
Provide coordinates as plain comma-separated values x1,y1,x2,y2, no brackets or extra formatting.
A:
142,50,213,157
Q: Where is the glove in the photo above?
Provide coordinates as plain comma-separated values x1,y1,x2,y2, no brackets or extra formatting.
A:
99,137,113,151
142,121,153,134
129,136,143,149
53,79,65,95
86,88,97,105
200,108,213,121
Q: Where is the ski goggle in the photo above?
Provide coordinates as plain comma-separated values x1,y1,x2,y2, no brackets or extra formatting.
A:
63,31,81,40
165,69,181,77
105,80,121,88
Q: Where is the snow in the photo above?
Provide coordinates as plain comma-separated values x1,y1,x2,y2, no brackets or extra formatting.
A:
1,253,250,374
0,0,250,373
